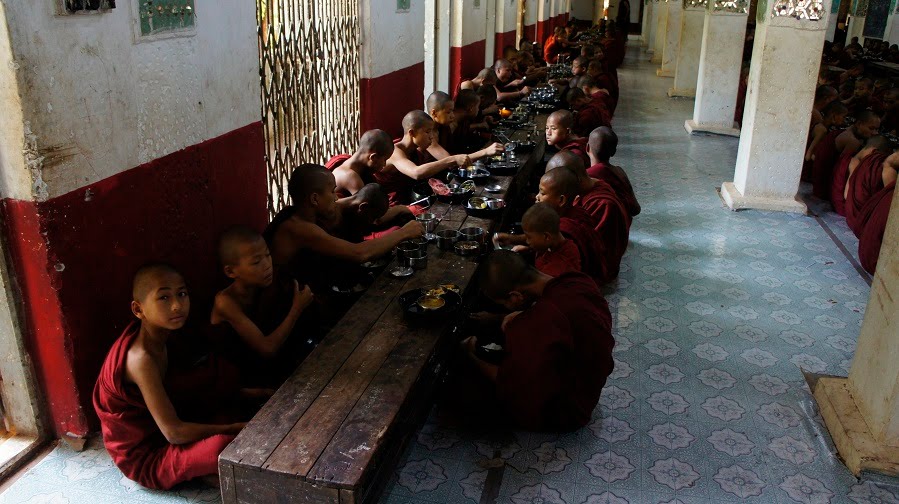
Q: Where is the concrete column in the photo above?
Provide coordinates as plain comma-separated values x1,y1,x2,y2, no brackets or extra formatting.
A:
658,0,683,77
668,1,704,97
641,0,653,46
651,0,668,63
647,0,660,56
815,188,899,476
721,1,831,213
684,4,747,136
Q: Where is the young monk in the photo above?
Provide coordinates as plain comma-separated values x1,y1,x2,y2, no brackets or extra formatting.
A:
857,181,896,274
880,89,899,134
94,264,246,490
844,78,874,117
543,27,567,64
379,110,471,205
326,129,394,198
569,56,589,88
810,86,839,130
426,91,504,160
806,102,848,162
266,164,423,291
459,67,498,93
835,109,881,158
806,102,848,200
460,251,614,431
494,59,531,102
546,110,590,167
323,183,395,242
846,148,899,236
579,76,615,117
476,83,500,119
586,59,618,111
518,203,583,277
586,126,641,218
211,227,315,386
833,136,892,216
566,87,611,136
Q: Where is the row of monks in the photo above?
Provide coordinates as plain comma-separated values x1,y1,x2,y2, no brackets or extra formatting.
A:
91,21,634,492
806,39,899,274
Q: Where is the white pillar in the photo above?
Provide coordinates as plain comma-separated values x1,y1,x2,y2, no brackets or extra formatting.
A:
815,188,899,476
658,0,683,77
641,0,653,46
651,1,668,63
668,1,704,96
647,0,660,56
684,3,747,137
721,0,831,213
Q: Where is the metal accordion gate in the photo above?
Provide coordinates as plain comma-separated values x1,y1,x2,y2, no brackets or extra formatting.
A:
257,0,361,217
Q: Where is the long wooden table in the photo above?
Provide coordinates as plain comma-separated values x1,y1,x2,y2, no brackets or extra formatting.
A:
219,123,546,504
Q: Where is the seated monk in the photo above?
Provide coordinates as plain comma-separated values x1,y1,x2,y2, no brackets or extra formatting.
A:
586,126,641,218
805,102,848,200
476,84,500,120
494,59,532,103
322,183,397,243
834,136,892,216
835,109,880,159
579,76,615,118
426,91,504,160
880,89,899,135
519,202,583,277
843,78,874,117
546,110,590,167
211,227,314,386
380,110,471,206
586,59,618,112
809,86,838,131
449,90,488,153
569,56,589,88
846,148,899,236
460,251,614,431
857,181,896,274
94,264,247,490
459,67,498,94
266,164,423,292
566,87,612,136
543,27,566,64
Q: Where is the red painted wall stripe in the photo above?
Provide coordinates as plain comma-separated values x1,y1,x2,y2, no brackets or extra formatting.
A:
524,24,537,43
360,62,426,139
450,40,487,97
495,30,517,59
2,122,267,436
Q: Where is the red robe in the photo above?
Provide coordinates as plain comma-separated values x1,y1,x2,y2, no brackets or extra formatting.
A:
846,151,889,236
326,154,371,199
590,91,615,115
831,149,855,216
496,272,614,431
577,179,630,242
559,137,590,167
587,162,640,218
378,140,431,206
573,102,612,137
810,129,844,201
93,323,237,490
560,206,613,285
858,182,895,274
535,238,582,277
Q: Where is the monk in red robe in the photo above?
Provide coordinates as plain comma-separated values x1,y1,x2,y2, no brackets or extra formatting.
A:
835,110,880,160
834,136,892,216
579,76,616,118
458,67,497,95
460,251,614,431
93,264,248,490
858,182,896,273
546,110,590,167
804,102,847,200
845,148,899,236
586,59,618,112
326,129,392,198
566,88,612,136
586,126,640,218
426,91,503,161
501,203,583,277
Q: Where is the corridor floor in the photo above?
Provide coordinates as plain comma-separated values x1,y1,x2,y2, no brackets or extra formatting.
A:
2,44,897,504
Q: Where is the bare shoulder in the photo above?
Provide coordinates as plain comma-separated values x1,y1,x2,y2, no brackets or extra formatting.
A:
125,342,160,383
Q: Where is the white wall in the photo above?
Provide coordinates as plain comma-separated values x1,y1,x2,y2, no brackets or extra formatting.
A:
362,0,426,79
453,0,488,46
1,2,259,200
0,2,31,201
526,0,539,27
497,0,519,33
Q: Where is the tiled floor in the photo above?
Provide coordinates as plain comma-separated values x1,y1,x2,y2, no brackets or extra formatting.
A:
3,43,898,504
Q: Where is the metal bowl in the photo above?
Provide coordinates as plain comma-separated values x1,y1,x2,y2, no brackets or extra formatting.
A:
406,249,428,270
459,226,487,245
436,229,461,250
455,167,492,183
464,197,506,218
485,183,503,193
416,295,446,311
454,240,481,256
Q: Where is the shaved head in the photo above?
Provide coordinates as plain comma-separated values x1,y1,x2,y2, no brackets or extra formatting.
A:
132,263,183,302
547,149,586,174
865,135,893,152
358,129,393,157
548,110,575,130
541,164,580,201
352,183,390,217
565,87,587,105
477,67,497,83
480,250,540,301
426,91,453,113
494,58,513,70
857,109,880,125
588,126,618,162
288,163,334,204
455,89,480,110
402,110,434,132
218,226,264,267
522,202,561,235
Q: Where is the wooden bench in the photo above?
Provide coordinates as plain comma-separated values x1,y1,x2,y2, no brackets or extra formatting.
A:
219,127,546,504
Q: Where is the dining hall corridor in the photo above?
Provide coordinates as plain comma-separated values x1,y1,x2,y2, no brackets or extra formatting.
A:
1,42,897,504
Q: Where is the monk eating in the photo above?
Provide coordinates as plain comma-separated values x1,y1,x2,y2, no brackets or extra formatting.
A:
460,251,614,431
322,183,396,242
843,78,874,117
546,110,590,167
494,59,531,103
810,85,838,130
566,87,612,136
586,126,640,218
578,76,615,120
835,109,880,158
94,264,247,490
266,164,423,292
520,203,583,277
211,227,314,386
326,129,393,198
846,148,899,236
426,91,504,161
805,102,848,200
381,110,471,206
586,59,618,111
857,181,896,274
459,67,498,93
833,136,891,216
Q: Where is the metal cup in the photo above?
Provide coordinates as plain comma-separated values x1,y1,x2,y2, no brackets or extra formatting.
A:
436,229,461,250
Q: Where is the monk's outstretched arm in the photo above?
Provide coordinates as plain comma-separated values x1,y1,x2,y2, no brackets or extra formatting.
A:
391,151,470,180
127,352,244,445
468,142,506,161
427,142,453,161
294,219,423,263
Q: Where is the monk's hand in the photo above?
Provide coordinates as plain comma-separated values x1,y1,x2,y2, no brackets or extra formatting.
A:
511,245,529,253
460,335,478,355
485,143,504,156
501,311,522,332
401,219,425,239
453,154,472,167
294,283,314,311
493,232,512,246
520,86,532,97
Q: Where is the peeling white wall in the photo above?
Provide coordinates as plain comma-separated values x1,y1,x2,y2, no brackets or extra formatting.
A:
1,2,260,201
0,3,32,202
362,0,426,79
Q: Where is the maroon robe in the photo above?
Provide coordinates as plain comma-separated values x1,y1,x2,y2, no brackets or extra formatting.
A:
831,149,855,216
326,154,375,199
810,128,844,201
496,272,614,431
573,102,612,137
846,151,889,236
93,323,238,490
535,238,582,277
559,137,590,167
587,162,640,218
858,182,895,274
558,207,607,284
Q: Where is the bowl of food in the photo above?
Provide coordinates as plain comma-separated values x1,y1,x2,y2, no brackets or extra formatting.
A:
464,197,506,217
459,226,487,244
399,286,462,323
436,229,461,250
455,240,481,256
455,167,492,184
416,295,446,311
